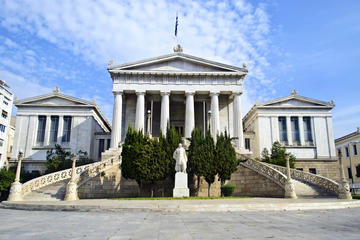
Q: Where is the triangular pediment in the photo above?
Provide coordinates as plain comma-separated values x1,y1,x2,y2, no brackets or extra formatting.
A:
16,93,93,107
259,95,333,108
109,52,246,73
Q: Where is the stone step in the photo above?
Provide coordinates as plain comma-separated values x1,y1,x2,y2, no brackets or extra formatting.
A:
23,180,68,201
293,179,333,198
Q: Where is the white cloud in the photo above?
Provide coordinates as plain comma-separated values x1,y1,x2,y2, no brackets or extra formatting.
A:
0,0,275,119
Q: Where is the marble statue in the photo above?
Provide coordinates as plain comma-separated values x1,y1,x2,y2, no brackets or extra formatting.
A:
173,143,187,173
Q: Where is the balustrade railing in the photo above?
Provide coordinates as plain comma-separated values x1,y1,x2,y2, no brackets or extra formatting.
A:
240,159,288,189
265,163,339,195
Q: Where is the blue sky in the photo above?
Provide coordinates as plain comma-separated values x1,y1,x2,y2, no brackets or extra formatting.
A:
0,0,359,138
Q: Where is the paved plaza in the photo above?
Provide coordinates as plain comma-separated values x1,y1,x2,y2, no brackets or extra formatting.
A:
0,207,359,240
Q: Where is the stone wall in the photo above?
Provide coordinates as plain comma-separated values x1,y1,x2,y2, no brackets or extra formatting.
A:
229,164,285,197
294,160,340,181
78,165,139,199
78,163,288,198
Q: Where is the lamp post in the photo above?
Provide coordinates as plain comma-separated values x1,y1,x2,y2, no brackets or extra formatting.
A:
337,150,352,199
8,151,24,201
64,156,79,201
146,110,152,138
284,155,297,199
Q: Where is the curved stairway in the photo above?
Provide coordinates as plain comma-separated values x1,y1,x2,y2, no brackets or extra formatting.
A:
18,149,121,201
240,159,339,198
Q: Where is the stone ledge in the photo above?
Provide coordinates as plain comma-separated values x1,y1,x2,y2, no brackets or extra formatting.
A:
2,198,360,213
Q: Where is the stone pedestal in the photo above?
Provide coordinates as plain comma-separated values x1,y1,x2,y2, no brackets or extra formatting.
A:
284,180,297,199
173,172,189,197
64,181,79,201
8,182,23,201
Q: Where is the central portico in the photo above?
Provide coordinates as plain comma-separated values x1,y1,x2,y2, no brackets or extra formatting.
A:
108,48,248,150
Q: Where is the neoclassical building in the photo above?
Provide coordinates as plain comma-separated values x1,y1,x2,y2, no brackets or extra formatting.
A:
243,91,339,179
108,47,248,152
11,88,111,173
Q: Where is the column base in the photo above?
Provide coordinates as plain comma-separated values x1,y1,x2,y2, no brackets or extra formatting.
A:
338,182,352,200
284,180,297,199
64,181,79,201
7,181,23,201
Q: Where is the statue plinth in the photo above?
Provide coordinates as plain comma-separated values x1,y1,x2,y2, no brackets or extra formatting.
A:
64,181,79,201
173,172,189,197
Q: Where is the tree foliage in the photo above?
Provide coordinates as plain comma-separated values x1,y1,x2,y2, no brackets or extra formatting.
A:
215,131,239,186
261,141,295,168
0,168,15,191
45,144,93,173
121,126,179,197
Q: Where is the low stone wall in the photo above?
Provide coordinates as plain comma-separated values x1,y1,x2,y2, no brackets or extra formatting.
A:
78,165,139,199
78,163,286,198
295,160,340,181
229,164,284,197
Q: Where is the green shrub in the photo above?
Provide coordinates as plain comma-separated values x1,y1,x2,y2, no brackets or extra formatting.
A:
221,184,236,197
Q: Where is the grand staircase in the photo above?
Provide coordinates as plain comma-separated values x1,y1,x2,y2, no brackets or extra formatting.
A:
13,152,339,201
18,149,121,201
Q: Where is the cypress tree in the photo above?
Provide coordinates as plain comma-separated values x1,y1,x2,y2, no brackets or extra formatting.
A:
215,131,239,186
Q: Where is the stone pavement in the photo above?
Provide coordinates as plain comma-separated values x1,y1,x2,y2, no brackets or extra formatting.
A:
0,207,359,239
1,197,360,212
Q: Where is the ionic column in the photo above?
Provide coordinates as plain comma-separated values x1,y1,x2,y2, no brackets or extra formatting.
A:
298,116,305,146
233,92,244,149
44,115,51,146
135,92,145,133
286,116,293,146
110,91,123,148
210,92,220,139
57,115,64,143
184,92,195,138
160,92,170,136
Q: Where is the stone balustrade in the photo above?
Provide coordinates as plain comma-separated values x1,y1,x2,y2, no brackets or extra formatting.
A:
240,159,288,189
265,163,339,195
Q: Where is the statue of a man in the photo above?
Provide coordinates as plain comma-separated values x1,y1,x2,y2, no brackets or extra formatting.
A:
173,143,187,173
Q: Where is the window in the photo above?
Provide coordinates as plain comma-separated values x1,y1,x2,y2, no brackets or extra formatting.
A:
107,139,111,150
2,110,7,119
309,168,317,174
0,139,3,147
98,139,105,158
245,138,251,150
291,117,300,145
62,116,72,143
36,116,46,145
3,100,8,105
296,168,303,171
278,117,288,144
345,147,349,157
348,168,353,179
49,116,59,143
353,144,358,156
303,117,313,145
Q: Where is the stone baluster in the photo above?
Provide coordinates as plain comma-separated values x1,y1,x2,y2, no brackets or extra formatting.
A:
135,92,145,133
160,92,170,136
284,155,297,199
210,92,220,140
64,156,79,201
337,151,352,199
233,92,243,149
110,91,123,148
184,92,195,138
8,151,23,201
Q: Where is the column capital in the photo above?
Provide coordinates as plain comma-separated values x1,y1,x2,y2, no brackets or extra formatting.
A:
232,91,242,96
112,91,123,95
160,91,171,96
209,91,220,97
136,91,146,96
185,91,196,96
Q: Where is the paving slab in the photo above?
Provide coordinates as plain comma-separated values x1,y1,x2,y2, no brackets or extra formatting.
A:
1,197,360,212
